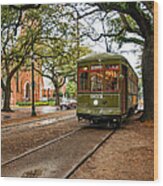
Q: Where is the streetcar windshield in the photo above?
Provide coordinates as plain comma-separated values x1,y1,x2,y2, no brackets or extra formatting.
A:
78,64,120,92
90,64,103,91
104,64,119,92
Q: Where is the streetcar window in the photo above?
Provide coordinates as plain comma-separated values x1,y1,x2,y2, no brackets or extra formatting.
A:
79,67,88,91
90,72,103,91
105,69,119,91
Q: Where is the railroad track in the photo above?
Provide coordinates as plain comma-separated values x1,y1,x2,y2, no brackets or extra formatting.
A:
2,123,116,178
2,126,82,167
63,129,116,179
2,112,142,178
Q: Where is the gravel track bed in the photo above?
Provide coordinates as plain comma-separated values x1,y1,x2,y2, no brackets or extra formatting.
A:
2,117,78,163
2,127,113,178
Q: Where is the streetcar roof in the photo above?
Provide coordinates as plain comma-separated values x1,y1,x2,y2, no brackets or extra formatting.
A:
77,52,126,63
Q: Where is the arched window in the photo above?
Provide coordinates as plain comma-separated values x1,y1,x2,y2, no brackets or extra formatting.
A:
25,83,30,99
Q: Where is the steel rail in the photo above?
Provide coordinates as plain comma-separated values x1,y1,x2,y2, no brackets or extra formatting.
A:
2,127,82,167
63,129,116,179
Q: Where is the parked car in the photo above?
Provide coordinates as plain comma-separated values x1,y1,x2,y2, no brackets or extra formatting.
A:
60,98,77,110
69,99,77,109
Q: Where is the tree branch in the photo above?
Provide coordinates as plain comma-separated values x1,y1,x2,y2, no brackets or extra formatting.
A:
118,36,144,46
34,67,53,80
66,3,100,20
82,28,124,41
142,1,154,16
1,79,6,91
10,4,41,11
93,2,153,39
58,76,66,88
119,13,142,36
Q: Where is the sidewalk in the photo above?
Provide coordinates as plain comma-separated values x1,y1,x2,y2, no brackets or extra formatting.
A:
1,106,76,127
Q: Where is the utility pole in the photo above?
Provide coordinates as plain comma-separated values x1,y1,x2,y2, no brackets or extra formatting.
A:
31,38,36,116
101,14,111,53
76,9,80,59
48,88,50,103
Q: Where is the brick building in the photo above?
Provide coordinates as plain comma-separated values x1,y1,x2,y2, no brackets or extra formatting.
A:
10,66,54,105
2,16,56,106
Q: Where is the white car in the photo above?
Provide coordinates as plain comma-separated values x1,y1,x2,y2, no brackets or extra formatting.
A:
60,98,77,110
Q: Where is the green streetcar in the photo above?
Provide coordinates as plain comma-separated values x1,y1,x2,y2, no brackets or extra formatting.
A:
77,53,138,127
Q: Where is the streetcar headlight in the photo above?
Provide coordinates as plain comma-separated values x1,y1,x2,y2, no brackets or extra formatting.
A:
93,100,98,106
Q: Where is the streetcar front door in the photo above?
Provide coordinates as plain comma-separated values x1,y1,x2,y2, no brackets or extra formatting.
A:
121,65,127,114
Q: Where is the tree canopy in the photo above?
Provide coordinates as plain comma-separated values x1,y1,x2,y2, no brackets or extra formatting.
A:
1,2,155,120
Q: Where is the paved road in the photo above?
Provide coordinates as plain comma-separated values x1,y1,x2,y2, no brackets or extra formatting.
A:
1,106,61,121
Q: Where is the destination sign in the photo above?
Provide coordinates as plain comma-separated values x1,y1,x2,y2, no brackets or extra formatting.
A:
90,94,103,99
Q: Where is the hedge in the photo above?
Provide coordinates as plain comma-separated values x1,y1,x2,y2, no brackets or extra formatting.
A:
16,101,55,106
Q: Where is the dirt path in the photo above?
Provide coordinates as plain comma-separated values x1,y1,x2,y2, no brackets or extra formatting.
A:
71,120,154,180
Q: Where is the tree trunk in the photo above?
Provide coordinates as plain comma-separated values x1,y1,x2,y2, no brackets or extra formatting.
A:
55,85,60,106
141,34,154,121
2,79,12,112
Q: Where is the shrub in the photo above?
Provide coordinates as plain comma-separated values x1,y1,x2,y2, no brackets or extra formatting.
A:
16,101,55,107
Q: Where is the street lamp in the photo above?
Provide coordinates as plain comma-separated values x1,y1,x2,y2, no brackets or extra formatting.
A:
31,53,36,116
48,88,50,103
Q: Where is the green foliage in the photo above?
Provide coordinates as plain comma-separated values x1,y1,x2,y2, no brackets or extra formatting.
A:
53,91,63,97
16,101,55,106
66,81,77,98
16,102,32,106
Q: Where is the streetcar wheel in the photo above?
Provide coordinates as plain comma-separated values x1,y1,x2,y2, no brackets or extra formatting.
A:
61,105,67,110
106,121,111,128
92,119,98,124
113,123,118,128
